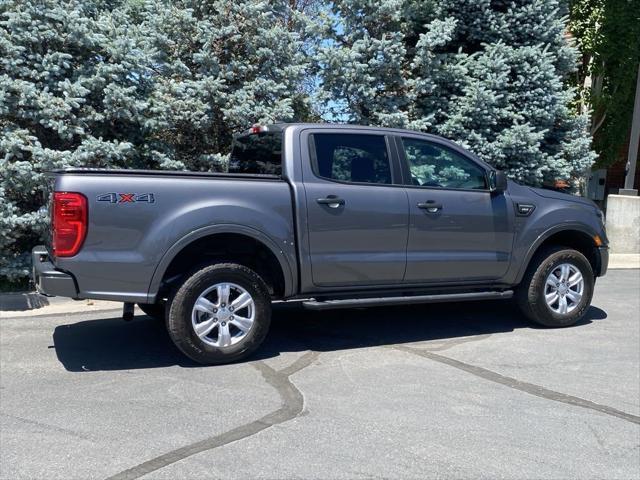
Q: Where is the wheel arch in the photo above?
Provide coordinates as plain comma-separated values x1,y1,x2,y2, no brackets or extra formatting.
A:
515,225,604,285
147,225,295,302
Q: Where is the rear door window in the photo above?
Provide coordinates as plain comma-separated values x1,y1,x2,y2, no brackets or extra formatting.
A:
310,133,392,185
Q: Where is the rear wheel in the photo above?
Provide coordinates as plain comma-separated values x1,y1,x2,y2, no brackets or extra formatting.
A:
166,263,271,365
516,246,594,327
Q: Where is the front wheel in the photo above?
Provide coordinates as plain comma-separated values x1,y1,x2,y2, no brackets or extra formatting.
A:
166,263,272,365
516,247,594,327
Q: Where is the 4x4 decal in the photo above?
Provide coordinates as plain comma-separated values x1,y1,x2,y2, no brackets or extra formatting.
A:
97,193,155,204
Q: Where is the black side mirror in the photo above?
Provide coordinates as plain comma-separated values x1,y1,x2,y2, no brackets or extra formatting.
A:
488,170,508,193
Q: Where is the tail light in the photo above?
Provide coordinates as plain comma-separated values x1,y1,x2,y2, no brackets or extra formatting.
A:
52,192,87,257
249,124,268,134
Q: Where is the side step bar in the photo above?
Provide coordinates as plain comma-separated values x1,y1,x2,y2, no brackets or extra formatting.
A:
302,290,513,311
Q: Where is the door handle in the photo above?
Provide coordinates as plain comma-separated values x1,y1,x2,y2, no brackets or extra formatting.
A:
417,200,442,213
317,195,345,208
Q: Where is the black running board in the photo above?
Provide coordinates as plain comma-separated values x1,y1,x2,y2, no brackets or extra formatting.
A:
302,290,513,311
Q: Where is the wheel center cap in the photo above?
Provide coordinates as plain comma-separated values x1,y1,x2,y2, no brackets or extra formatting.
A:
558,285,568,295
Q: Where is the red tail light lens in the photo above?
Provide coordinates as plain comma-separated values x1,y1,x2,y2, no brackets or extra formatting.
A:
52,192,87,257
249,124,268,134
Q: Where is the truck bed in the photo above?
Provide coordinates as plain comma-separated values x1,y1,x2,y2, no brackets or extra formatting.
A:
49,170,297,303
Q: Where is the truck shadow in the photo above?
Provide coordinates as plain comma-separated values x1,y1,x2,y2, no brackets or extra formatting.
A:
52,301,607,372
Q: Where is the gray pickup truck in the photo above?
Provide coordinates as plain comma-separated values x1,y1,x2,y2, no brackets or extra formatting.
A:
33,123,609,364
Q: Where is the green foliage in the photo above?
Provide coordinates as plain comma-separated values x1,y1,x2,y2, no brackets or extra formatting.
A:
136,0,313,169
570,0,640,168
318,0,596,186
1,0,144,280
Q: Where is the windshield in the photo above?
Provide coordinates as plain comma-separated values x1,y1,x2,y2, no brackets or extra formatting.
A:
228,133,282,175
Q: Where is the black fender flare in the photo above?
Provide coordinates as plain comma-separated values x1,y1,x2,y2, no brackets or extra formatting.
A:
514,223,602,284
146,224,295,302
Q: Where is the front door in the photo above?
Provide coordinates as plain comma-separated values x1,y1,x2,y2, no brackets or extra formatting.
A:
398,136,513,283
302,131,409,287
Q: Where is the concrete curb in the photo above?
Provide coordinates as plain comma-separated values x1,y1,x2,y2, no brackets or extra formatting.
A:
2,254,637,316
608,253,640,270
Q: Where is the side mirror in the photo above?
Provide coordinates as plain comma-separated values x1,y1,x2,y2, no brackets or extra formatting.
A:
489,170,508,193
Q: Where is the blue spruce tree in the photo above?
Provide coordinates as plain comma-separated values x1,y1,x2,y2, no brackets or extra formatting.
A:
318,0,596,186
0,0,150,281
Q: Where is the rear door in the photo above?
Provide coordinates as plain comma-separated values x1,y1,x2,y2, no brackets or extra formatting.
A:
300,129,409,287
397,135,513,283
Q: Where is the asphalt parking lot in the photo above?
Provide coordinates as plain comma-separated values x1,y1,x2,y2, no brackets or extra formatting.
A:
1,269,639,480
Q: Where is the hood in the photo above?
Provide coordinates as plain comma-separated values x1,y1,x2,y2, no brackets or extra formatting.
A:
527,186,598,209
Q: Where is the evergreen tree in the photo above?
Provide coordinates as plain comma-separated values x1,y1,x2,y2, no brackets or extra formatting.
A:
0,0,149,281
318,0,596,186
134,0,312,171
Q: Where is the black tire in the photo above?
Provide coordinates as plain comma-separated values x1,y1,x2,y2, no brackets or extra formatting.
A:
137,302,166,321
516,246,594,327
166,263,271,365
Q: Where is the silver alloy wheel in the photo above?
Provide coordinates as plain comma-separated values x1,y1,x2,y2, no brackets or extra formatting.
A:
191,282,255,348
544,263,584,315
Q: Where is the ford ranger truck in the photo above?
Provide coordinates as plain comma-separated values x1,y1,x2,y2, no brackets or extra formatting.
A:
32,123,609,364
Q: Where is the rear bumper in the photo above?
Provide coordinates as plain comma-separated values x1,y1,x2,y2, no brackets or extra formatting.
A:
31,246,79,298
596,246,609,277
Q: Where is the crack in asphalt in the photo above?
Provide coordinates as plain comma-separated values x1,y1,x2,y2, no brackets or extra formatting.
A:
105,351,319,480
415,333,493,352
1,412,94,442
283,324,640,426
395,345,640,425
105,325,638,479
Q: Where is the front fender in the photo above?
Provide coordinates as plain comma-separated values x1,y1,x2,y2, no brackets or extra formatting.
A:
513,222,603,284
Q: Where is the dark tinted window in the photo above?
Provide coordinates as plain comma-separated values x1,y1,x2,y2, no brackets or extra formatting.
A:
228,133,282,175
402,138,486,190
311,133,391,185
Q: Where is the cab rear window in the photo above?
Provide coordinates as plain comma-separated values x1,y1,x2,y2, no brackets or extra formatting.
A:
228,133,282,175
